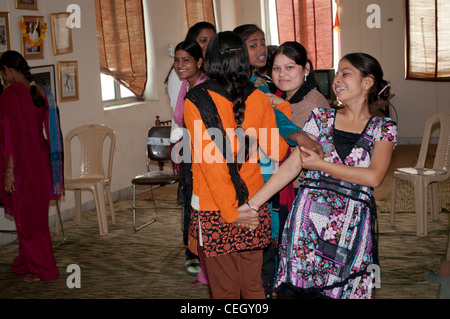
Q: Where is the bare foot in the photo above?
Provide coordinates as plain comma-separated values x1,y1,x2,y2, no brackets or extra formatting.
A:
24,274,41,282
190,279,205,287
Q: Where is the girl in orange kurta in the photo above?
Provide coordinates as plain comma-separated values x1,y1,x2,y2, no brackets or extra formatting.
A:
183,31,289,299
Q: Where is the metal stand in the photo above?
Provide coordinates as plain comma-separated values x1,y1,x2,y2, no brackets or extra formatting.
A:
53,198,66,247
132,185,158,232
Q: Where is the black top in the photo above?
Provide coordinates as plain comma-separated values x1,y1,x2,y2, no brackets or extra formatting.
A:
333,128,361,161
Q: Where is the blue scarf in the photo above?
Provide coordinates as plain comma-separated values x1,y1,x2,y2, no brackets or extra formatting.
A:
42,85,64,196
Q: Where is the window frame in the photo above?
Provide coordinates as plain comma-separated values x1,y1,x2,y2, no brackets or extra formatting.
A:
100,73,139,107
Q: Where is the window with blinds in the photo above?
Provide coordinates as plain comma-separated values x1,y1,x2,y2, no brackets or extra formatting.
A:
95,0,147,101
406,0,450,81
276,0,334,70
183,0,215,32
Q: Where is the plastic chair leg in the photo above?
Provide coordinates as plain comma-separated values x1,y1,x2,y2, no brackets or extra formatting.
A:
55,202,62,236
53,199,66,246
390,177,397,225
106,185,115,224
75,189,82,225
430,183,440,221
93,182,109,235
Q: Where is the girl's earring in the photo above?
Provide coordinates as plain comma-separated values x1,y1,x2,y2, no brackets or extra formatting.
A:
304,73,308,82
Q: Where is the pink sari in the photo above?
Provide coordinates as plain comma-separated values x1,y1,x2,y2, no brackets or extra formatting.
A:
0,82,59,281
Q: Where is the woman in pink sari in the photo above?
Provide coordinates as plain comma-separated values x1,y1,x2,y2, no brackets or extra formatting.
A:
172,40,210,288
0,51,63,282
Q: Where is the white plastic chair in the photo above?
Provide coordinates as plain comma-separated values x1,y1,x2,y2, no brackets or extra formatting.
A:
390,109,450,236
61,124,116,235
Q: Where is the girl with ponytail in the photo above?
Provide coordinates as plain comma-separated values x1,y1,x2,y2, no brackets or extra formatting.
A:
239,52,397,299
0,50,62,283
183,31,290,298
0,50,46,107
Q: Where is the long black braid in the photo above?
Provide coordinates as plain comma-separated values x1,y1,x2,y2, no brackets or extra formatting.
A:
206,31,256,171
183,31,258,206
185,80,256,206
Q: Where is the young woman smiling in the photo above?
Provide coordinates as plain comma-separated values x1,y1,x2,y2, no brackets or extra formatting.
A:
267,42,330,193
171,40,210,288
165,22,217,284
267,41,329,128
239,52,397,299
172,40,207,127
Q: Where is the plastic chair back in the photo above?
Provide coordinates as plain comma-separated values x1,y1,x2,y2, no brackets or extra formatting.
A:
433,110,450,171
65,124,116,181
414,109,450,171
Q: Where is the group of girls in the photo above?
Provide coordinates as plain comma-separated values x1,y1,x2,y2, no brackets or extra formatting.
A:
167,21,397,299
0,17,397,298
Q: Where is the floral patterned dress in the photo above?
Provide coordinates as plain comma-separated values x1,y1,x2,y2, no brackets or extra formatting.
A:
275,107,397,299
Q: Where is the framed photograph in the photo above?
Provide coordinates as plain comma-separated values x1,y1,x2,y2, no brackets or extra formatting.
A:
58,61,78,102
30,64,57,101
21,15,45,60
50,12,73,55
0,12,11,55
15,0,38,10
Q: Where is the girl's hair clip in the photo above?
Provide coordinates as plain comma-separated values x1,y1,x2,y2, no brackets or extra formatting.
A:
223,47,241,54
378,84,389,96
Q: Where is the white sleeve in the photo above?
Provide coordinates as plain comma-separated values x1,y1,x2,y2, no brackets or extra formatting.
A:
167,68,182,111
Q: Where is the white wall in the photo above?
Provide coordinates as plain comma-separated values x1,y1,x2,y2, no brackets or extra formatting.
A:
339,0,450,144
214,0,263,32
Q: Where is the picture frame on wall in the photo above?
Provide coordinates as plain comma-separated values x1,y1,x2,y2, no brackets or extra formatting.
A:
15,0,38,10
50,12,73,55
21,15,45,60
58,61,79,102
0,12,11,55
30,64,57,101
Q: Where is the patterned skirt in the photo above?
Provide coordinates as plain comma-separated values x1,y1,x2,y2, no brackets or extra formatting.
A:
189,203,272,258
275,176,378,299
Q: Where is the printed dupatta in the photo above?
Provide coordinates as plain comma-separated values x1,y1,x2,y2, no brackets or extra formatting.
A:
42,85,64,196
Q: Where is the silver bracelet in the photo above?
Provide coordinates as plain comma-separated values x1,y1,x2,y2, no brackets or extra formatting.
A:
246,201,259,212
